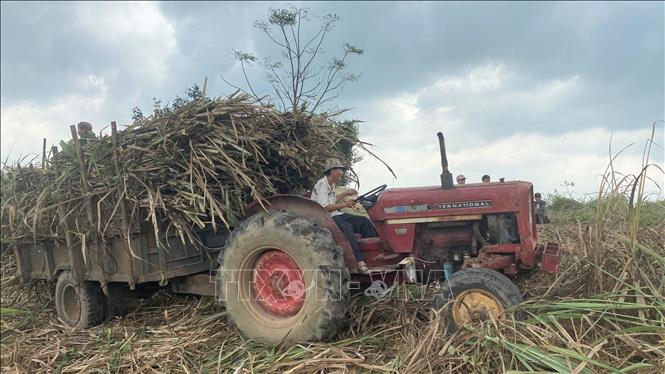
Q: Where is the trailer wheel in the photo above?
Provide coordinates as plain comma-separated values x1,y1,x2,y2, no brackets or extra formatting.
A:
219,211,350,344
55,271,105,328
434,268,522,332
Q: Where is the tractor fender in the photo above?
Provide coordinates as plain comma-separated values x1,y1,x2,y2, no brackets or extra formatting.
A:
245,195,358,272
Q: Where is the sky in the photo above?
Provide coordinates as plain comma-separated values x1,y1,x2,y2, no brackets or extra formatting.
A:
1,1,663,199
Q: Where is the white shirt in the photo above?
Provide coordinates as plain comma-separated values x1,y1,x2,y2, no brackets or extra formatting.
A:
311,176,343,216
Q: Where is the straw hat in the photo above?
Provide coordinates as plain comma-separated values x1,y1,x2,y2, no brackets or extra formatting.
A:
323,158,346,173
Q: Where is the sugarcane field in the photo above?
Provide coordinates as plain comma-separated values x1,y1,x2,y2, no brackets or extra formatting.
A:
1,3,664,374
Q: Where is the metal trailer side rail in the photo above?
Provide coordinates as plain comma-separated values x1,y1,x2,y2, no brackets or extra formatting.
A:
16,225,226,295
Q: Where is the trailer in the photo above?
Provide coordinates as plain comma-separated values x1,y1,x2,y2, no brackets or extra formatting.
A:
14,222,225,328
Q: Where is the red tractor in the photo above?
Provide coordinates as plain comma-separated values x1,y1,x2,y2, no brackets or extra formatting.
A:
218,132,560,343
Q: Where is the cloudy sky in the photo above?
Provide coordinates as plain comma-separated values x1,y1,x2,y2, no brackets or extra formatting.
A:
1,1,663,198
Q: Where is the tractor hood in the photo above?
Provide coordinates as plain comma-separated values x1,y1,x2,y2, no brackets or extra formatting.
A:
368,181,534,222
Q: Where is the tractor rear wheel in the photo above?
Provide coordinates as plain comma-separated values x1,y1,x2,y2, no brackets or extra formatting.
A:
218,211,350,344
434,268,522,332
55,270,106,328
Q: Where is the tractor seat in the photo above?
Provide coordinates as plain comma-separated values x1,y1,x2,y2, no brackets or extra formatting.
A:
358,236,382,252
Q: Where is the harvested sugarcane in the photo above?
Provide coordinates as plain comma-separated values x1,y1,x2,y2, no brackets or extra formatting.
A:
1,92,373,253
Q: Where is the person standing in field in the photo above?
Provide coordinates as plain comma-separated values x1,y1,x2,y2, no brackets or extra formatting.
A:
534,192,550,224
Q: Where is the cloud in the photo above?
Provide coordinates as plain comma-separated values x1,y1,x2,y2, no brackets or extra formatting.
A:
1,74,109,163
417,64,583,136
1,2,662,198
0,2,180,163
356,125,663,199
353,64,664,197
73,2,178,84
434,64,508,93
0,2,178,106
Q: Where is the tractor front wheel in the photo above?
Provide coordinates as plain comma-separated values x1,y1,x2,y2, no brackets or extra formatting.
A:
218,211,350,344
434,268,522,332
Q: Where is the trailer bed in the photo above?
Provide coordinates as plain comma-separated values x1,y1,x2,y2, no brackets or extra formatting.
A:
15,224,226,287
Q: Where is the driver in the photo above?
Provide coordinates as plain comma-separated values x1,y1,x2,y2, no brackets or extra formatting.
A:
311,158,377,273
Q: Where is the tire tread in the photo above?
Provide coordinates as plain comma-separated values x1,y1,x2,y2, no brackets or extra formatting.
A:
218,211,350,343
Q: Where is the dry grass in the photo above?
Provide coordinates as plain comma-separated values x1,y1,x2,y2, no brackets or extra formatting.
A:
1,124,663,373
1,202,663,373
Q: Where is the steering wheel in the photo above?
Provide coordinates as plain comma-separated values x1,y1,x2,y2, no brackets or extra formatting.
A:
355,184,387,204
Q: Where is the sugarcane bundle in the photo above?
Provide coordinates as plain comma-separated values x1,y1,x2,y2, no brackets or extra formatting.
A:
1,93,363,250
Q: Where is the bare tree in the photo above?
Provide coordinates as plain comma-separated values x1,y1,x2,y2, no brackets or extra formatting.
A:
224,7,363,114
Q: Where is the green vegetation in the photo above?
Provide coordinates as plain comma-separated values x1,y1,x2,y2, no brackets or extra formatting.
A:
548,194,664,228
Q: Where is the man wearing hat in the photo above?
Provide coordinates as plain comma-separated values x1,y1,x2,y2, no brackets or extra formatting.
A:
456,174,466,185
311,158,377,273
77,121,97,145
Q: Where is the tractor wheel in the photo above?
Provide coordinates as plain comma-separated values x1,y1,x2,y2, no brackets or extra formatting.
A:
433,268,522,332
55,270,106,328
219,211,350,344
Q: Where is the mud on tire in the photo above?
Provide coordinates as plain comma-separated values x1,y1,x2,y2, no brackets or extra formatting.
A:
218,211,350,344
55,270,106,328
434,268,523,333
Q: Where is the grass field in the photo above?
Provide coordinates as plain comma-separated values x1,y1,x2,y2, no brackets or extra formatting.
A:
2,166,663,373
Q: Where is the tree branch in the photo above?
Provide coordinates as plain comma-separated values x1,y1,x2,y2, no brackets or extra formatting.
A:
311,50,350,113
278,25,298,111
260,28,293,54
239,60,264,104
265,61,292,104
231,7,360,115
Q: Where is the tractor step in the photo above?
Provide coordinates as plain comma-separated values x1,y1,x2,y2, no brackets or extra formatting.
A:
364,264,401,274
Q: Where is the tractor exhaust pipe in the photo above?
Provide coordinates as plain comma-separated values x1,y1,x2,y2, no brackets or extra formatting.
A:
437,132,454,190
